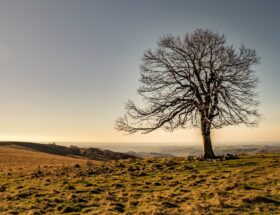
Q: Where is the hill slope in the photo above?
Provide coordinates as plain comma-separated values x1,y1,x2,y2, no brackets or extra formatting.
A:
0,152,279,214
0,141,137,161
0,146,88,173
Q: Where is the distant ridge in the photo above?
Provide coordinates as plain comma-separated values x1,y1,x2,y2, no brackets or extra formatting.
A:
0,141,137,161
0,141,76,156
82,147,137,160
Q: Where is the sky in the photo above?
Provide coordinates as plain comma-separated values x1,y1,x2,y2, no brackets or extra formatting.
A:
0,0,279,144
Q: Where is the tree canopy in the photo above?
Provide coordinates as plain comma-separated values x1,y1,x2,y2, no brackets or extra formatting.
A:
116,29,260,158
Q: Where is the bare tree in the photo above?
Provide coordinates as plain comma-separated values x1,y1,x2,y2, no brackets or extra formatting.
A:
116,29,260,159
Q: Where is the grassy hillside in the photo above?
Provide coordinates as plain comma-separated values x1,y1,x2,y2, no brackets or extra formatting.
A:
0,146,88,174
0,147,279,214
0,141,76,156
0,142,136,161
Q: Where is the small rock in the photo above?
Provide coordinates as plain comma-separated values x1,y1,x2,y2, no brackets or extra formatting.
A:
187,156,198,161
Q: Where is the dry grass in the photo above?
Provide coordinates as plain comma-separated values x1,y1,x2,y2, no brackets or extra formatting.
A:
0,146,87,174
0,146,279,214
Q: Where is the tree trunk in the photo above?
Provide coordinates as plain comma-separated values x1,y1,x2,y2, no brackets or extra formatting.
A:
202,134,215,159
201,115,215,159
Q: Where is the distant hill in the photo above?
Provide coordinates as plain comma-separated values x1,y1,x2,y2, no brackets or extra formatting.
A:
127,151,175,158
81,147,137,160
124,144,280,158
0,141,80,156
1,141,279,159
0,141,137,161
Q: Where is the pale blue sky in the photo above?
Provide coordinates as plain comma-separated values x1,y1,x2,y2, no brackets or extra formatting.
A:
0,0,279,143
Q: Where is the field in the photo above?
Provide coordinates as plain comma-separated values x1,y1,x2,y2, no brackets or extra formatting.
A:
0,146,279,214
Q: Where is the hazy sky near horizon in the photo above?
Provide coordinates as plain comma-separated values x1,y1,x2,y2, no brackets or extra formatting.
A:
0,0,279,144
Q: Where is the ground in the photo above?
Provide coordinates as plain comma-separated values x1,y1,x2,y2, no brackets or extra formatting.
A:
0,146,279,214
